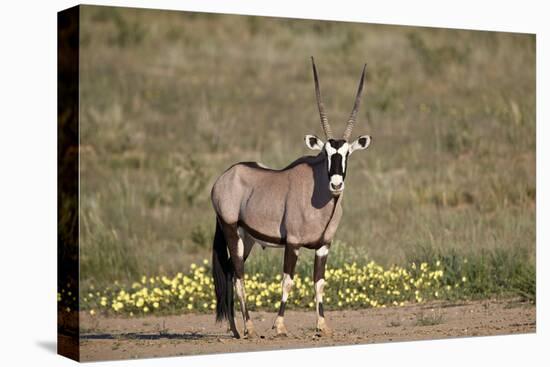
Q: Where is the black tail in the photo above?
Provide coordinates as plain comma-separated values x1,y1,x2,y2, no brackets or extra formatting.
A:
212,219,240,338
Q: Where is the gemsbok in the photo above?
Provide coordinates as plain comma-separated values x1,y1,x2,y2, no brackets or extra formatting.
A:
211,57,372,339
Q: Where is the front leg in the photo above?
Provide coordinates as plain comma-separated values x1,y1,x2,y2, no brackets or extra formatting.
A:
314,243,332,336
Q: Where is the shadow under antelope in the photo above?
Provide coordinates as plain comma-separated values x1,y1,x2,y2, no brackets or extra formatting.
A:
211,57,372,339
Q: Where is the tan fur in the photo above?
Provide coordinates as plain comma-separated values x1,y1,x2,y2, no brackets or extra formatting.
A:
211,153,342,249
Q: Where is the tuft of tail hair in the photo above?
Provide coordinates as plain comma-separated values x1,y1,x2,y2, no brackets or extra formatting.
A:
211,219,240,338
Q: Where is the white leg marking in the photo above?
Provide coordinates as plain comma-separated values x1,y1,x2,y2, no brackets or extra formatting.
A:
281,273,293,302
275,315,284,326
315,245,329,257
315,279,325,303
235,278,257,337
235,278,245,300
274,315,287,335
294,248,300,257
237,238,244,258
235,279,248,322
315,278,331,334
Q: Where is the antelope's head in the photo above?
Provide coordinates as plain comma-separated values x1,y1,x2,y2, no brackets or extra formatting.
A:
305,57,372,197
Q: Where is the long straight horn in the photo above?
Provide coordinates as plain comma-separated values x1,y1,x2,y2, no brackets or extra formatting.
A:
343,64,367,141
311,57,333,139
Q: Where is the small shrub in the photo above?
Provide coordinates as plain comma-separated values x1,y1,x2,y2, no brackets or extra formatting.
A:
416,310,444,326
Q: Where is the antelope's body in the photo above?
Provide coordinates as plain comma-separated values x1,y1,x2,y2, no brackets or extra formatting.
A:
211,58,372,339
212,156,342,248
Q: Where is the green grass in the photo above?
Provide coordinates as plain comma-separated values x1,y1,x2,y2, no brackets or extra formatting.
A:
405,244,536,302
77,5,535,302
243,242,536,302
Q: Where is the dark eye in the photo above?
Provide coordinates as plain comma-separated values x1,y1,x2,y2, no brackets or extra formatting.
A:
358,137,367,146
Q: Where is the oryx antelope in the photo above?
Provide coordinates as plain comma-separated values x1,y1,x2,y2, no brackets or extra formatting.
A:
211,57,372,339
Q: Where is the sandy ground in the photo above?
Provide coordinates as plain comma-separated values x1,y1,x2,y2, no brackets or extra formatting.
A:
78,299,535,361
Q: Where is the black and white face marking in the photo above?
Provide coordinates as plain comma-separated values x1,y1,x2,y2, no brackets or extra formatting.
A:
325,139,349,195
305,134,372,197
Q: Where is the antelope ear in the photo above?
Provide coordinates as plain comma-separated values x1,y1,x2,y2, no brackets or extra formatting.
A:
304,134,324,150
349,135,371,154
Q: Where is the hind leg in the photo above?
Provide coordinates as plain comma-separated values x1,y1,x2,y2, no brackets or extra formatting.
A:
221,223,258,338
273,245,299,336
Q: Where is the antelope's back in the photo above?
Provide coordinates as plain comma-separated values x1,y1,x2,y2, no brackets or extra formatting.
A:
211,161,290,225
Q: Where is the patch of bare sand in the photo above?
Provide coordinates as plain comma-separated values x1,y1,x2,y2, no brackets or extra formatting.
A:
78,298,535,361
